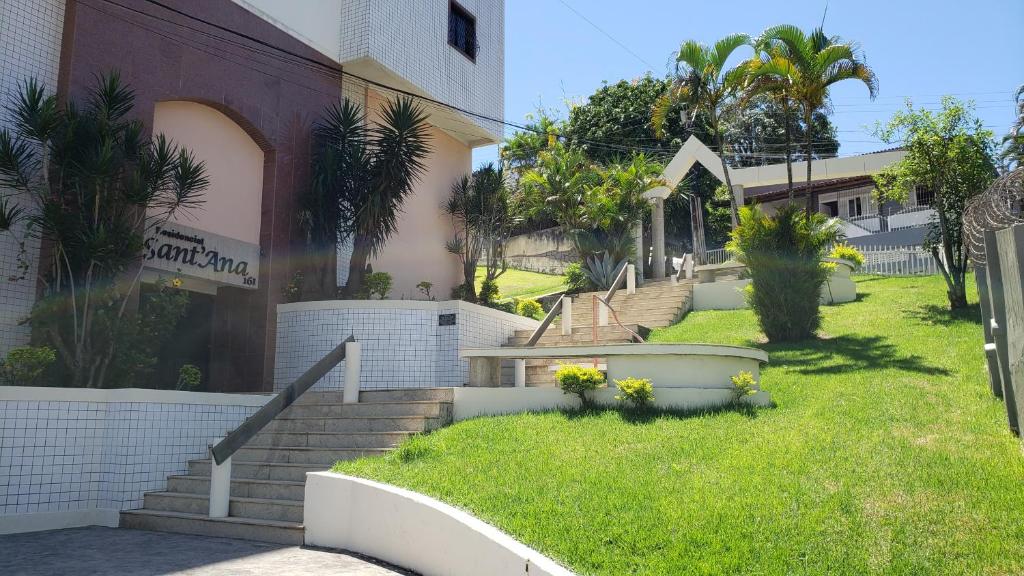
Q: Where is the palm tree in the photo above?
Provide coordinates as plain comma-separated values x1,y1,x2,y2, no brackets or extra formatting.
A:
747,25,878,216
997,84,1023,172
443,163,512,302
301,96,431,299
654,34,752,227
744,39,799,199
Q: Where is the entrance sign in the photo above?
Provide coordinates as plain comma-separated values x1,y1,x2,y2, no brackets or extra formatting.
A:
143,222,259,289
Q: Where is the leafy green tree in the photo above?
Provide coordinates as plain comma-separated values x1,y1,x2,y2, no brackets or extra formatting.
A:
997,85,1023,172
654,34,753,226
727,203,842,341
874,97,997,310
444,163,512,302
747,25,877,216
301,97,432,299
0,73,207,388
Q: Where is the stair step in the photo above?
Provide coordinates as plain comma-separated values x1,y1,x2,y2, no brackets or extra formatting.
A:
119,509,303,545
234,446,388,465
249,430,414,449
143,492,304,523
265,415,442,433
189,460,325,482
298,388,454,404
281,400,451,419
167,475,305,501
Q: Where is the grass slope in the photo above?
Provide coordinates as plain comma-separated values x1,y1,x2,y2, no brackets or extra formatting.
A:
475,266,566,301
334,275,1024,575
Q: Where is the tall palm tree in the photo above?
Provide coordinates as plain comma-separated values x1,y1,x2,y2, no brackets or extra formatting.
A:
744,39,799,199
747,25,878,216
654,34,752,227
301,96,431,299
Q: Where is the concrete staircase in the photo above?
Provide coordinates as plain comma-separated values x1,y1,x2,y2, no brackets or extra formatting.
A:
508,279,694,386
120,388,453,544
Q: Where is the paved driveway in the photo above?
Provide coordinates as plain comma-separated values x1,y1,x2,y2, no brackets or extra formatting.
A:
0,526,415,576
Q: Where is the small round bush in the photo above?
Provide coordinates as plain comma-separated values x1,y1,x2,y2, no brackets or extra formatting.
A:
614,377,654,408
0,346,56,386
516,298,543,319
176,364,202,391
730,371,758,403
555,364,605,405
478,279,500,304
829,243,865,268
564,262,590,294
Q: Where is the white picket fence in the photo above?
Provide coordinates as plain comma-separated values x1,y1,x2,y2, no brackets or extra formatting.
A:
856,245,942,276
698,245,942,275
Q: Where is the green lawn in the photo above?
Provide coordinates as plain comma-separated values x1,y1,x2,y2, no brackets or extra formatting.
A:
334,275,1024,575
475,266,566,301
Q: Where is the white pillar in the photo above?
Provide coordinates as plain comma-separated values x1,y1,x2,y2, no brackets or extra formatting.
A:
598,300,609,327
652,197,666,278
626,264,636,295
561,296,572,336
343,341,361,404
633,221,644,283
514,359,526,388
209,455,231,518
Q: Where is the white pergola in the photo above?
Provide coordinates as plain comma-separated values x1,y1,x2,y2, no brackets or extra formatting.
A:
638,136,906,278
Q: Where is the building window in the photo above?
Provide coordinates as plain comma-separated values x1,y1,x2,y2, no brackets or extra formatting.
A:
847,197,864,217
915,186,935,207
448,2,477,61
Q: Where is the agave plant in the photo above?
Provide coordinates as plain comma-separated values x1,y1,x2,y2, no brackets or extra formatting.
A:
583,251,628,291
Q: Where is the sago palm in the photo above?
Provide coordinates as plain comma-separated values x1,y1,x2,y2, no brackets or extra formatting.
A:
654,33,751,227
747,25,877,216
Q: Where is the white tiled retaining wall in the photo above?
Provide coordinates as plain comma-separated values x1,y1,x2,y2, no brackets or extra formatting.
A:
274,300,539,391
0,387,269,533
0,0,65,354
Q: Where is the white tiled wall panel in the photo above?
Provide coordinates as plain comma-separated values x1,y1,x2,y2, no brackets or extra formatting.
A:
274,301,537,391
339,0,504,140
0,0,65,354
0,398,262,516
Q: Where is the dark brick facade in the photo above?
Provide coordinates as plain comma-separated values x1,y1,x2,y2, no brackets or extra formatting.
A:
59,0,342,392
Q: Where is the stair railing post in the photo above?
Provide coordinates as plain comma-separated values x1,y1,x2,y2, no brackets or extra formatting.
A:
561,296,572,336
209,446,231,518
598,295,609,327
343,341,362,404
514,358,526,388
626,264,636,294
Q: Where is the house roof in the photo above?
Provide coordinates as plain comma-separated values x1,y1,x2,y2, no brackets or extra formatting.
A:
744,175,878,203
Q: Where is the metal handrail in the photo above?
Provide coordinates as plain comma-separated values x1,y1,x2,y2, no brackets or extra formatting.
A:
604,261,630,303
525,297,563,347
210,335,355,465
594,294,645,343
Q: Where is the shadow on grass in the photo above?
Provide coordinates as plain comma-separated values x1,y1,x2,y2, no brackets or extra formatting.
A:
752,333,950,376
562,401,766,426
905,303,982,326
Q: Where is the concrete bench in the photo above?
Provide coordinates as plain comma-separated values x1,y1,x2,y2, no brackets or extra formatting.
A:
461,343,768,389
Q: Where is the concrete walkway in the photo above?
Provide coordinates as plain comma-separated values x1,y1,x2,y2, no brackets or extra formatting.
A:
0,526,415,575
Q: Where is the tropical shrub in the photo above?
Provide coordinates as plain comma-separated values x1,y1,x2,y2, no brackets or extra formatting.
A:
416,281,434,300
564,262,590,294
444,164,512,302
0,73,208,388
282,271,305,303
727,203,841,341
583,252,627,291
730,371,758,403
556,364,605,406
516,298,543,319
0,346,56,386
363,272,392,300
176,364,202,391
478,279,500,305
614,377,654,408
829,243,864,268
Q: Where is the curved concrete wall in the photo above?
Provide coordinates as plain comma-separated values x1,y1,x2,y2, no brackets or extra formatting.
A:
304,472,574,576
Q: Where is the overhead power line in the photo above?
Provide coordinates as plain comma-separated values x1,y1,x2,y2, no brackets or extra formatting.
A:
555,0,657,70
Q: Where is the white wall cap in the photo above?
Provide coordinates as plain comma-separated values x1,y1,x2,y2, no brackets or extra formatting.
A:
461,342,768,363
0,386,272,406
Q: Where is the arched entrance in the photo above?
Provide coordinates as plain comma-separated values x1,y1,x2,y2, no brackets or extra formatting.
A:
142,101,265,389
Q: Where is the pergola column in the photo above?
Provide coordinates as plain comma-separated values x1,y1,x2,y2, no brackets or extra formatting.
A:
652,197,666,279
732,185,745,227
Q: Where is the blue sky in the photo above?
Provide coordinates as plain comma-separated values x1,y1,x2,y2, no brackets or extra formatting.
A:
472,0,1024,168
